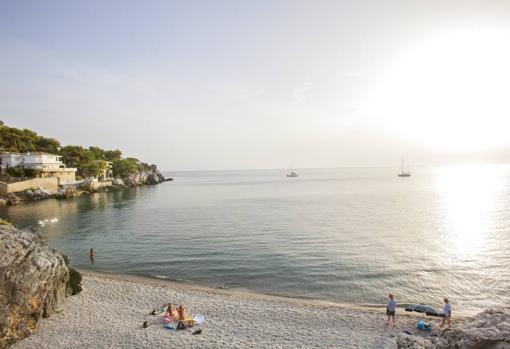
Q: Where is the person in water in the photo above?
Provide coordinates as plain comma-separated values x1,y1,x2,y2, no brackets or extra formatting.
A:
386,293,397,328
440,298,452,329
89,248,96,264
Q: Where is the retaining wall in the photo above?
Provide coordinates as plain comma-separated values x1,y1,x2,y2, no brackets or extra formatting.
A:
0,178,59,195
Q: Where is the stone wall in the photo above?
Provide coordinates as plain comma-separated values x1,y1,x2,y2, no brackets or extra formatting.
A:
40,170,76,184
0,178,58,195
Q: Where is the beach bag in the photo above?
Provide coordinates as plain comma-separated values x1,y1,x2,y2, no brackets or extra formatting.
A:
417,321,431,332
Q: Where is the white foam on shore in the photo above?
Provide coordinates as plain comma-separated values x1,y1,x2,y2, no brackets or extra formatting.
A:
12,272,457,349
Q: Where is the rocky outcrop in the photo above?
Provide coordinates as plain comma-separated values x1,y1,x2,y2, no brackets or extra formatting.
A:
80,178,98,192
122,167,165,186
0,225,80,348
5,193,22,206
23,187,53,201
397,307,510,349
112,178,125,187
56,186,77,199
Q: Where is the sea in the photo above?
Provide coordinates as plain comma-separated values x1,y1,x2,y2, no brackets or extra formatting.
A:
2,165,509,315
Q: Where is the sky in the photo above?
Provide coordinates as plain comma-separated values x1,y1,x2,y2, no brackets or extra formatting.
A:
1,0,510,171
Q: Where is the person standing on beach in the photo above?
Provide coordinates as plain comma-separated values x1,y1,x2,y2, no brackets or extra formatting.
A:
440,298,452,328
386,293,396,328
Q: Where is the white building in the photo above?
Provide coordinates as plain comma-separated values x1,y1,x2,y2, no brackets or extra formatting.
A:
0,152,77,183
98,161,114,181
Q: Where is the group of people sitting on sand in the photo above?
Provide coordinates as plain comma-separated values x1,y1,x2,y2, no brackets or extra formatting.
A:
144,303,203,333
386,293,453,329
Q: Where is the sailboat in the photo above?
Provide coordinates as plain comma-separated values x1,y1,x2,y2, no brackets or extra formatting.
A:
398,158,411,177
286,162,299,177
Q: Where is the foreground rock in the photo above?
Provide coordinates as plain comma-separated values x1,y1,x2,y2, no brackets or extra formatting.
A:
397,307,510,349
0,225,81,348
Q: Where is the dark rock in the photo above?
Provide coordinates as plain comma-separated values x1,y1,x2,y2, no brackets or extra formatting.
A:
66,268,83,296
145,173,161,185
397,307,510,349
0,225,71,348
6,193,22,206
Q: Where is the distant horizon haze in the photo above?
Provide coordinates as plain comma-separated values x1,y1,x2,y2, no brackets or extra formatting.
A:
2,1,510,171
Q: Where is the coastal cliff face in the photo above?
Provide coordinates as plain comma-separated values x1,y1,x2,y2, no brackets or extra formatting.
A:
397,307,510,349
0,225,79,349
121,167,166,186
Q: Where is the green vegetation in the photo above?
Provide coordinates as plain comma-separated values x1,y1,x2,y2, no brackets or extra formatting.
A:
6,165,41,178
0,121,152,178
0,121,60,154
112,158,150,178
0,219,12,225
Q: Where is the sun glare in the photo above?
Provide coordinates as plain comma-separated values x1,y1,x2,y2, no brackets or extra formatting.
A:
436,164,506,256
373,29,510,151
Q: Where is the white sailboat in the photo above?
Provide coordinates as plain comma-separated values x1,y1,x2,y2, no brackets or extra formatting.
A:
398,158,411,177
286,162,299,177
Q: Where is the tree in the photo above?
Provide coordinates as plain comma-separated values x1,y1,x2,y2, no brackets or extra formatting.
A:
80,160,108,178
36,137,60,154
59,146,94,177
6,165,26,177
112,158,140,177
88,146,105,160
104,149,122,161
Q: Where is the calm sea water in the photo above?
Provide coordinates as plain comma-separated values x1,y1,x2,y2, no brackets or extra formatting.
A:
1,166,509,314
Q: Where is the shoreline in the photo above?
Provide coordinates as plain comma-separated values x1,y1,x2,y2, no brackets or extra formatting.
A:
79,269,470,319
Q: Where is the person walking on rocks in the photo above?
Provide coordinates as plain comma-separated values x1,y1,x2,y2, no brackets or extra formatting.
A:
386,293,396,328
440,298,452,329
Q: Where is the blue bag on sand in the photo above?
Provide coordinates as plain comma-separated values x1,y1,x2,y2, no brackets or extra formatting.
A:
417,321,431,332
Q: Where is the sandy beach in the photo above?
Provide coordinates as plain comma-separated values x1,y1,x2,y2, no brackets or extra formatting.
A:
11,271,454,349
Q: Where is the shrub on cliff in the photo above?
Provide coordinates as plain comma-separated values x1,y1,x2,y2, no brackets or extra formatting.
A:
112,158,151,178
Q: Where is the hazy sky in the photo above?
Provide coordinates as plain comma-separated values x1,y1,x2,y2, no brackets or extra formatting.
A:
1,1,510,170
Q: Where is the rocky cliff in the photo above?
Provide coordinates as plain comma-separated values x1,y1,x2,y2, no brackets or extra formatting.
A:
0,225,81,348
121,166,166,187
397,307,510,349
